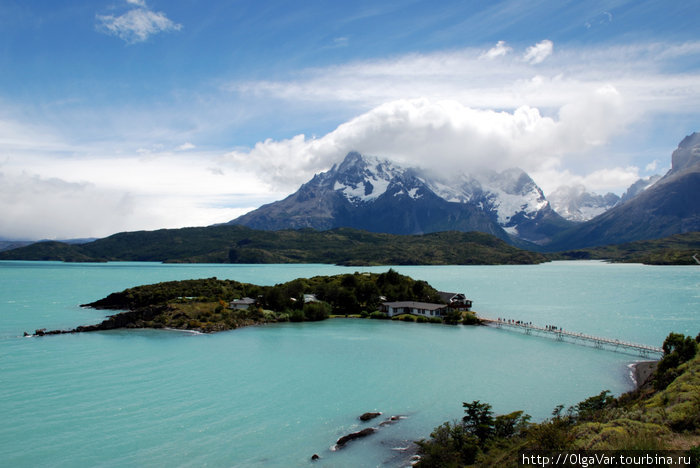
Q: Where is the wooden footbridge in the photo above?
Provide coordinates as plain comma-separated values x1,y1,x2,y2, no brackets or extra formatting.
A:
479,317,664,358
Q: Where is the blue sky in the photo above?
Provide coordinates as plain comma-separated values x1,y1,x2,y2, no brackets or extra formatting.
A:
1,0,699,239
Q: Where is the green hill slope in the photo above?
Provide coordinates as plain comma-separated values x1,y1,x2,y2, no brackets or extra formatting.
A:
549,231,700,265
0,225,547,265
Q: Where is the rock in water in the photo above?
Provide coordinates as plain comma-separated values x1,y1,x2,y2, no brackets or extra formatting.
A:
359,412,382,421
335,427,376,448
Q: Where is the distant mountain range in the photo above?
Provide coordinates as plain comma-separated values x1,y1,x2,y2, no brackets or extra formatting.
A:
1,133,698,263
547,175,661,223
231,132,700,250
547,132,700,250
547,185,621,223
230,151,571,245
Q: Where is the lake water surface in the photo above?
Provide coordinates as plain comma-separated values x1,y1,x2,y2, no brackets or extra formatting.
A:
1,261,698,467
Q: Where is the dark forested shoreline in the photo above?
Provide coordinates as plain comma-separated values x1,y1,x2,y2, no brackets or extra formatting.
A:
0,225,547,265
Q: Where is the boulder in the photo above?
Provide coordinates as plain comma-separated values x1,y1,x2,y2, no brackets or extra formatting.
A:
335,427,376,448
379,415,404,426
359,412,382,421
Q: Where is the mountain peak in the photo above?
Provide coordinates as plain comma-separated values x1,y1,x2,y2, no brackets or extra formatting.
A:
231,151,569,243
671,132,700,173
336,151,368,173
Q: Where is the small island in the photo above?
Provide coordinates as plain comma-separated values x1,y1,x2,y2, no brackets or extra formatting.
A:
32,270,481,336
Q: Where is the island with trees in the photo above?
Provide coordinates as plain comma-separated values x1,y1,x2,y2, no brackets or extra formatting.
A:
31,270,480,336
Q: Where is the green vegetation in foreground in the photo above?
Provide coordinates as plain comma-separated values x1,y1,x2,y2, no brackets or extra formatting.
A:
0,225,546,265
548,231,700,265
416,332,700,467
58,270,480,334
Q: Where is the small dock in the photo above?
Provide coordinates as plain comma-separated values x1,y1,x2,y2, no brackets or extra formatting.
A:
479,317,663,358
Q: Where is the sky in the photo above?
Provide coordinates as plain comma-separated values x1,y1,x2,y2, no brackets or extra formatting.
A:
1,0,699,240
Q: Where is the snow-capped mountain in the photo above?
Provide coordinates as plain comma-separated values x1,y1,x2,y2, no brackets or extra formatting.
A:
547,172,663,223
230,151,571,244
547,132,700,250
548,185,621,222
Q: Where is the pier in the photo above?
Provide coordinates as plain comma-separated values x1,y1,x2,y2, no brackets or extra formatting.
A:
479,317,664,358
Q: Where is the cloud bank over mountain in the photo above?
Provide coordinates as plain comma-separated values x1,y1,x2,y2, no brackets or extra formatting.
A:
223,92,630,195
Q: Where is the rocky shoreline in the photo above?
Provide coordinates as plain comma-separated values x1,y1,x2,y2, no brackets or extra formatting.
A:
27,305,169,336
631,360,658,388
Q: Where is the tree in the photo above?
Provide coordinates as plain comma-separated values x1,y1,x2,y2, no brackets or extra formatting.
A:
462,400,495,444
662,333,698,361
655,332,698,389
333,288,360,315
493,410,531,439
416,421,479,467
573,390,613,422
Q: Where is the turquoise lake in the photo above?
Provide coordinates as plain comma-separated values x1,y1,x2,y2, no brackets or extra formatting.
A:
1,261,698,467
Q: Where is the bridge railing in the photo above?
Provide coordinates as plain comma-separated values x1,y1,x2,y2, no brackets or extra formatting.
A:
479,316,663,358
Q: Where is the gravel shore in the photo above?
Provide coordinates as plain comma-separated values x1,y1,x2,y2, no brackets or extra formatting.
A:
631,360,658,388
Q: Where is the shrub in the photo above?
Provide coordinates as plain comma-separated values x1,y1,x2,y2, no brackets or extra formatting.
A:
303,301,331,321
443,309,463,325
369,311,389,320
574,390,614,422
187,319,202,329
462,313,481,325
289,309,306,322
261,310,277,321
416,315,428,323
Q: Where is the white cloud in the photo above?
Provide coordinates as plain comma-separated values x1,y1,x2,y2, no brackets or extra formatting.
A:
333,36,349,47
229,40,700,116
0,148,283,239
535,165,641,197
223,93,628,192
579,166,640,193
585,11,613,29
480,41,512,60
523,39,553,64
96,2,182,44
177,142,196,151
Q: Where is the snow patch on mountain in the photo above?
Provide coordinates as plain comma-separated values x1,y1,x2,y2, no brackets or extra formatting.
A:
331,152,411,204
333,176,390,202
548,185,620,222
428,168,548,226
480,170,549,225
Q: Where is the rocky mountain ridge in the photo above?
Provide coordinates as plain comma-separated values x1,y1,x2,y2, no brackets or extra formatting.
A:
231,152,570,244
546,132,700,250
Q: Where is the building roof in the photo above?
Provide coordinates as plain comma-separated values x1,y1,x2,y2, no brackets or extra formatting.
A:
438,291,464,301
231,297,255,305
382,301,447,310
